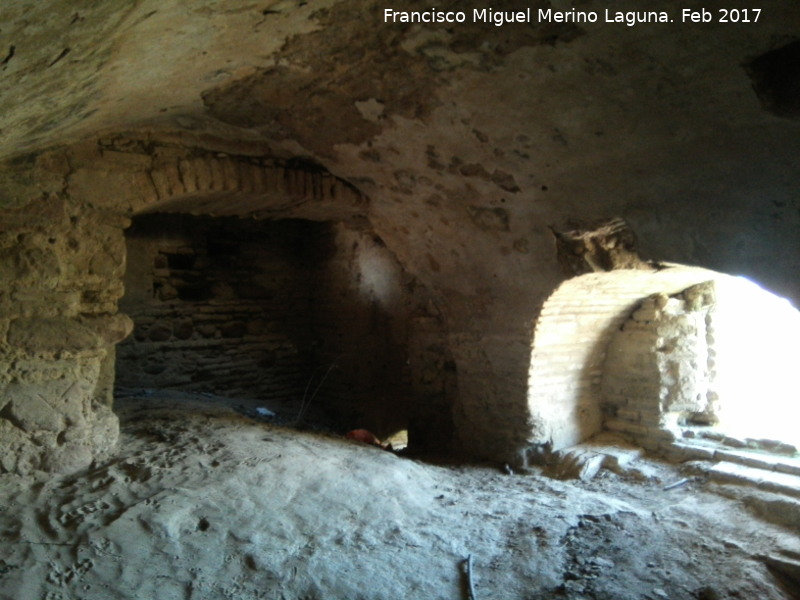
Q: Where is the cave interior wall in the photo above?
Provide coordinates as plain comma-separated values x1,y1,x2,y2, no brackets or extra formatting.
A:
0,0,799,474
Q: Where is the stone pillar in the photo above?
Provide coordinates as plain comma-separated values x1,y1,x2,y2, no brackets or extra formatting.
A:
0,196,131,474
602,281,716,451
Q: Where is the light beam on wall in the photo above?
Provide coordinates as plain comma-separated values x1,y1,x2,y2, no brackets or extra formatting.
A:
355,239,400,307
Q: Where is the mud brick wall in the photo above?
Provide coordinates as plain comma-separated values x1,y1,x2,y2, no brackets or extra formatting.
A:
601,283,716,451
116,214,453,444
117,215,331,403
0,198,131,474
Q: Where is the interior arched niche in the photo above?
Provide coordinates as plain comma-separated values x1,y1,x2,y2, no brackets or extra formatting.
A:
110,151,458,454
115,211,455,451
0,146,459,475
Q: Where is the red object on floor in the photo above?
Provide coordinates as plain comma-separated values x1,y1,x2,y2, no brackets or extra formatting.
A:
345,429,382,447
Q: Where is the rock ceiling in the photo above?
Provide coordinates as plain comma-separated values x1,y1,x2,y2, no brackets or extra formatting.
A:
1,0,799,318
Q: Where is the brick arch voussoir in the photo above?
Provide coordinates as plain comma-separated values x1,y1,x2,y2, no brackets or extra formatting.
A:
146,154,366,210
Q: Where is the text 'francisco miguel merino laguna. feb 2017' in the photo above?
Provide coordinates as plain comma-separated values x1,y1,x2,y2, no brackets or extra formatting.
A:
383,7,763,27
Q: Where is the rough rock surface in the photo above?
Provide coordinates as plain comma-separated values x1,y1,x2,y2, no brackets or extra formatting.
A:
0,194,129,474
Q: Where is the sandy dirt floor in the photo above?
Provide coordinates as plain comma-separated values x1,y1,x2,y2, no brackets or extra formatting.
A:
0,391,798,600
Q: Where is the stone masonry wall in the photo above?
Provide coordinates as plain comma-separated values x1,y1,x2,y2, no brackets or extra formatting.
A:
601,282,716,452
116,214,454,447
117,215,332,403
0,197,131,474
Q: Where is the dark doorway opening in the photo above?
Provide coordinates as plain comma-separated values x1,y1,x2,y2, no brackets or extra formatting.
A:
115,213,454,453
